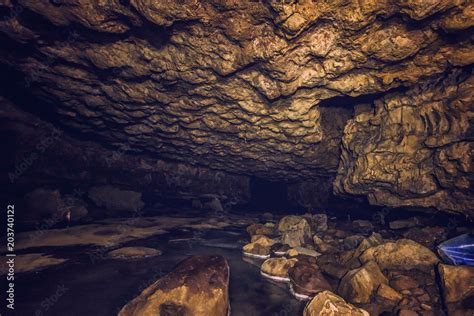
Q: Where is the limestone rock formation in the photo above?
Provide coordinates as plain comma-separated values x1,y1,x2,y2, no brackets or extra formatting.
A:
335,71,474,216
0,0,472,216
438,264,474,305
118,255,230,316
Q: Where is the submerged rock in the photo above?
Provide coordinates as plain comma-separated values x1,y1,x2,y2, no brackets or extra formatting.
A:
278,216,312,247
360,239,439,271
338,260,388,304
303,291,369,316
107,247,162,259
288,257,332,300
260,257,298,282
0,253,67,275
118,255,229,316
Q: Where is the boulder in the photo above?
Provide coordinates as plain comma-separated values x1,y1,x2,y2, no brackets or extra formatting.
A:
242,235,276,258
88,185,144,214
340,232,384,264
270,243,291,256
338,260,388,304
313,235,338,253
246,223,275,237
287,246,321,258
438,263,474,304
344,235,365,250
118,255,229,316
107,247,162,259
352,220,374,233
303,291,369,316
360,239,439,271
289,257,332,300
389,217,421,230
389,275,420,291
303,213,328,233
260,257,298,281
376,283,402,303
278,215,312,247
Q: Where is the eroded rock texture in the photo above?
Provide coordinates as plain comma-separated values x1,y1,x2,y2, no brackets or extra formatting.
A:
0,0,473,215
335,71,474,217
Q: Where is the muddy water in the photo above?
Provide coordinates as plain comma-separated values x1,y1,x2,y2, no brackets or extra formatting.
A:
12,226,305,316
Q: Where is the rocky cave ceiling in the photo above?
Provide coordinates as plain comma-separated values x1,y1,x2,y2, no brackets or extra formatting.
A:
0,0,473,216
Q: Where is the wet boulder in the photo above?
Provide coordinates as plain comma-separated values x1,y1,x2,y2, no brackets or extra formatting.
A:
438,263,474,310
288,257,332,300
107,247,162,259
260,257,298,282
118,255,229,316
242,235,276,258
278,215,312,247
359,239,439,271
88,185,144,214
303,291,369,316
338,260,388,304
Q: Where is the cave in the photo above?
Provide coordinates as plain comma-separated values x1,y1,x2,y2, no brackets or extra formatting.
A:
1,1,473,315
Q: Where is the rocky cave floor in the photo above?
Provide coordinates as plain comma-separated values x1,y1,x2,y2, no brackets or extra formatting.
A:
2,209,473,316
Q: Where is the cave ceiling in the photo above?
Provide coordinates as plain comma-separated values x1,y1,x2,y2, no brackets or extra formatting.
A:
0,0,473,213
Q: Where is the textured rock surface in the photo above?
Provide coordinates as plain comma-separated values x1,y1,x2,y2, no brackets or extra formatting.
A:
359,239,439,271
438,263,474,304
0,0,473,215
119,255,229,316
1,98,251,210
303,291,369,316
335,71,474,216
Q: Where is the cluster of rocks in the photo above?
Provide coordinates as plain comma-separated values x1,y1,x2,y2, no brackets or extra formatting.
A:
20,185,146,225
243,214,474,315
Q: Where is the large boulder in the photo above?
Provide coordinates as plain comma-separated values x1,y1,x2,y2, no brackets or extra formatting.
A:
359,239,439,271
338,260,388,304
118,255,229,316
88,185,144,214
438,263,474,304
260,257,298,281
278,215,312,247
289,257,332,300
303,291,369,316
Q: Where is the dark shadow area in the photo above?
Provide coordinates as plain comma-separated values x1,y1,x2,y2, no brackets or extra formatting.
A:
243,177,298,213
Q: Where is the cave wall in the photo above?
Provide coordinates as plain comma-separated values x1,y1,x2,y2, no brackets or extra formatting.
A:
1,97,251,216
0,0,473,217
335,70,474,217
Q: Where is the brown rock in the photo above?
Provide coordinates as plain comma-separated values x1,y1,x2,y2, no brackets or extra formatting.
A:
338,260,388,304
260,257,298,281
390,275,420,291
107,247,162,259
118,255,229,316
377,284,403,303
246,223,275,237
359,239,439,271
242,235,276,258
303,291,369,316
278,216,312,247
438,263,474,304
289,258,332,300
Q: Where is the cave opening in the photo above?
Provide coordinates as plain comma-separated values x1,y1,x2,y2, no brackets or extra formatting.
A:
1,1,473,316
